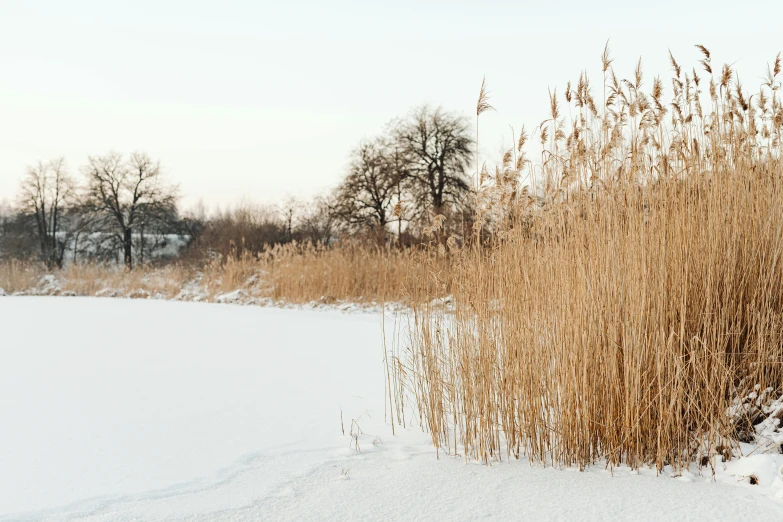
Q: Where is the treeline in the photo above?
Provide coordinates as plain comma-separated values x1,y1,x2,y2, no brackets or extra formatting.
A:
1,153,182,270
0,104,476,270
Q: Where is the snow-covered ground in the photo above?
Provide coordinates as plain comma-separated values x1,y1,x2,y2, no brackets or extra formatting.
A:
2,297,783,521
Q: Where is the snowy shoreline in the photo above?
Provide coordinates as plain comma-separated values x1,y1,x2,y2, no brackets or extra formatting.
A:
1,297,783,521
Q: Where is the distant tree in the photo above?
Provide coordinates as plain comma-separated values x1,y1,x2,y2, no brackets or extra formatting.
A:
297,193,338,245
16,158,75,268
64,200,100,265
385,143,417,247
279,196,302,242
0,202,38,262
83,152,178,269
175,201,208,257
334,137,405,242
185,202,288,261
392,105,473,214
0,201,9,256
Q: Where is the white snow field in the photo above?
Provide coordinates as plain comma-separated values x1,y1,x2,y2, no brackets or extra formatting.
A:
2,297,783,521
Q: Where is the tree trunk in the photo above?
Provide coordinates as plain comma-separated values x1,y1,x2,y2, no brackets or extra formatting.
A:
140,223,145,266
123,228,133,270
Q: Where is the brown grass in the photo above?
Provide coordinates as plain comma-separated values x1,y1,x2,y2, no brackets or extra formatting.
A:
391,45,783,471
0,242,445,306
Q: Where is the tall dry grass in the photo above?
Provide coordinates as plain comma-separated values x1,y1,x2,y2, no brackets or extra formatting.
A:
0,242,444,305
0,261,41,293
391,45,783,471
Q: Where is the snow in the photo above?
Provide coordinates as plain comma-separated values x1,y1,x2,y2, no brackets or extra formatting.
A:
1,297,783,521
6,272,408,315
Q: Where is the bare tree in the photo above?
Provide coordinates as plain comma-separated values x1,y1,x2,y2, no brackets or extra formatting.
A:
334,138,405,242
17,158,75,268
392,105,473,214
83,152,178,269
0,199,38,262
186,201,287,260
279,196,302,242
64,200,100,264
384,144,413,247
297,193,338,245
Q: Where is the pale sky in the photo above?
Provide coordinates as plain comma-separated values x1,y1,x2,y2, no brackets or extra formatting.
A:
1,0,781,210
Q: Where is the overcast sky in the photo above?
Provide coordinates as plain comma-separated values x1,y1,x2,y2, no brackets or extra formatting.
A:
1,0,781,210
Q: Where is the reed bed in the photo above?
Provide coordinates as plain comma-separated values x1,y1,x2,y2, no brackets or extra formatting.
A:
0,242,443,305
391,45,783,471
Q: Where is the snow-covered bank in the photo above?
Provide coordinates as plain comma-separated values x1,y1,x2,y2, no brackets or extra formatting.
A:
1,297,783,521
4,272,406,314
